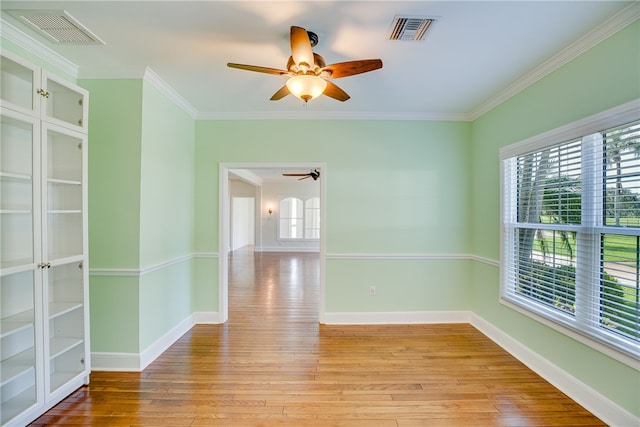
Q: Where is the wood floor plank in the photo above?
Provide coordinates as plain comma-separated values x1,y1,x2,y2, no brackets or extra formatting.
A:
30,250,606,426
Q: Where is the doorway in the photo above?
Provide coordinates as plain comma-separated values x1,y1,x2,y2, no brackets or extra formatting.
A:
219,162,326,324
230,197,255,252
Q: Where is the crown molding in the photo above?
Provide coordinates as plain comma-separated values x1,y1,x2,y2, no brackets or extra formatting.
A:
470,3,640,120
143,67,199,119
4,3,636,123
196,110,472,121
0,17,78,78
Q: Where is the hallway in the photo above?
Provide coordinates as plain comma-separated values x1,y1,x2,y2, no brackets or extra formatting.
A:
30,251,604,426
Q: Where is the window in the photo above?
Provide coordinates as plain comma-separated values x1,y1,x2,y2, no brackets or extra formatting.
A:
279,197,320,240
304,197,320,239
501,110,640,361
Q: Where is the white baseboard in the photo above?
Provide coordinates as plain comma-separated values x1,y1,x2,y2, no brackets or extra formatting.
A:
138,315,195,370
470,314,639,427
322,310,471,325
91,352,142,372
92,311,220,371
91,309,638,426
193,311,221,324
255,246,319,253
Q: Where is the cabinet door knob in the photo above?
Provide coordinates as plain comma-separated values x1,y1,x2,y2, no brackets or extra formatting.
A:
36,88,50,98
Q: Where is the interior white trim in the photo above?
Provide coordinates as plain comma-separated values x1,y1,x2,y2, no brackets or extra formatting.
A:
89,253,217,277
500,99,640,159
5,4,636,123
257,246,319,253
469,254,500,267
219,162,327,326
470,3,640,120
0,18,79,78
91,312,219,371
326,253,471,260
138,315,194,370
143,67,198,119
90,352,141,372
192,311,221,324
197,110,472,121
325,253,500,268
322,310,471,325
92,306,638,425
471,314,639,427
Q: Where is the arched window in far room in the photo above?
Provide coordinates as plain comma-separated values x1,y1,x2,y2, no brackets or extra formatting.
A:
279,197,320,240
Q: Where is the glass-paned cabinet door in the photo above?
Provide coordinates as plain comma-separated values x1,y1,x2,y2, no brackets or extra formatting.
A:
1,270,39,425
1,112,39,270
42,72,87,132
0,54,39,115
45,261,86,394
43,125,84,262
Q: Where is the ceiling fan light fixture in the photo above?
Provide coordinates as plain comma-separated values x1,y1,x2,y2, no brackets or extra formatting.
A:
286,75,327,102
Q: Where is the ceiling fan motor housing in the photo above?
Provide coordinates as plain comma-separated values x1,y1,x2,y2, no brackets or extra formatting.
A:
307,31,319,47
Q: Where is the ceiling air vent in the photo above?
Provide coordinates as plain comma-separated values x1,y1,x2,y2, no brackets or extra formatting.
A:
389,16,437,41
8,10,104,44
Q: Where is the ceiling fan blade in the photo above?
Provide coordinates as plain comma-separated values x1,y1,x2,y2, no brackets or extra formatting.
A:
290,26,314,68
320,59,383,79
270,85,290,101
323,81,350,102
227,63,289,76
283,173,309,177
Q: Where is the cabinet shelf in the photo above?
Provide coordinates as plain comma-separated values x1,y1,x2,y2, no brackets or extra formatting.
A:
0,310,34,338
49,302,82,320
0,172,31,182
2,50,89,427
50,370,83,393
0,259,34,274
47,178,81,186
0,386,37,425
49,337,83,360
0,348,35,387
0,209,31,214
48,210,82,215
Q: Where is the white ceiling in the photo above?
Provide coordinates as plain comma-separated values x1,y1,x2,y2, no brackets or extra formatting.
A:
2,1,636,121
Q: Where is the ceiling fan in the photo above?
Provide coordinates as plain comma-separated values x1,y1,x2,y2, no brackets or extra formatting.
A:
227,26,383,103
283,169,320,181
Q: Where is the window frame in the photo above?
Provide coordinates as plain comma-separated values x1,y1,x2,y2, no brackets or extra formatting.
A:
277,196,321,241
499,100,640,368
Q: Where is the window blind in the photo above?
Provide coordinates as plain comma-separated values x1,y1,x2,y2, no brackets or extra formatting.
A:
502,118,640,360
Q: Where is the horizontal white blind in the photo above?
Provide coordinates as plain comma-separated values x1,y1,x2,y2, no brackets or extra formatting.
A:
502,118,640,359
598,121,640,345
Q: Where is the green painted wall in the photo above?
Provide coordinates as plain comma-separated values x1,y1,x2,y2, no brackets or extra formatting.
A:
139,81,194,267
79,78,196,353
326,259,470,312
88,276,139,353
138,80,195,348
80,79,143,269
194,120,472,313
193,256,218,313
469,21,640,417
79,79,143,353
4,15,638,418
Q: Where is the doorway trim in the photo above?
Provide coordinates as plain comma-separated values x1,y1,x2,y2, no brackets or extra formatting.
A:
219,162,326,323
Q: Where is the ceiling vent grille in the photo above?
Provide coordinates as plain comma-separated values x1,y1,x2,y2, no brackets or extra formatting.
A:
8,10,104,44
389,16,437,41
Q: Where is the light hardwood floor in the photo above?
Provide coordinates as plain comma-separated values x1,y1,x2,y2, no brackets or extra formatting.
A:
31,250,605,426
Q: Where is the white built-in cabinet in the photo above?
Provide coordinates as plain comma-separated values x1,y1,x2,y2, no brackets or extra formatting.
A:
0,51,90,427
